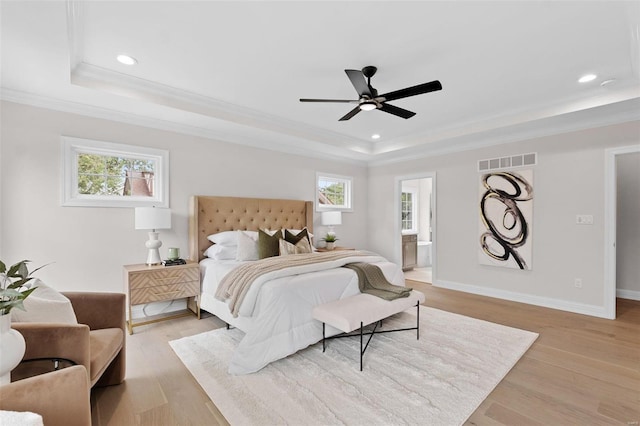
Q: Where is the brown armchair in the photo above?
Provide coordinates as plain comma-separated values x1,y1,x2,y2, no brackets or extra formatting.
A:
0,365,91,426
11,292,126,387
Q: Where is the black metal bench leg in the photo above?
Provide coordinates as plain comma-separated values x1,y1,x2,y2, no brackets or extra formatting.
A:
360,321,363,371
322,322,326,352
417,301,420,340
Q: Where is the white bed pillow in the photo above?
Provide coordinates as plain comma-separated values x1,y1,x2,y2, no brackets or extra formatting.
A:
236,230,259,261
207,231,239,245
207,230,261,246
11,279,78,324
204,244,238,260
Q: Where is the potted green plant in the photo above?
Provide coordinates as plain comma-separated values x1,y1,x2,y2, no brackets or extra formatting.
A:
0,260,40,316
321,234,339,250
0,260,42,385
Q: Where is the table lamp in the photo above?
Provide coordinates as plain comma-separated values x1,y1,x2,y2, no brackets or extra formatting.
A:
135,207,171,265
321,211,342,238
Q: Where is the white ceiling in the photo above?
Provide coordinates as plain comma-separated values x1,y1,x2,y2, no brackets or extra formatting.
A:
2,1,639,165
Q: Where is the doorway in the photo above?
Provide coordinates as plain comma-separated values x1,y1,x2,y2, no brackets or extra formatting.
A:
605,145,640,319
395,173,436,284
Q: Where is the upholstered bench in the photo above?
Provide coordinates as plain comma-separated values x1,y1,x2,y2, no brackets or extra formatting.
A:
312,290,425,370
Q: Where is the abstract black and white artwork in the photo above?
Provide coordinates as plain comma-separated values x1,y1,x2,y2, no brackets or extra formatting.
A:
478,169,533,270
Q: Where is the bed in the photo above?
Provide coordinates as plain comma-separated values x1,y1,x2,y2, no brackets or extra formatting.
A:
188,195,406,374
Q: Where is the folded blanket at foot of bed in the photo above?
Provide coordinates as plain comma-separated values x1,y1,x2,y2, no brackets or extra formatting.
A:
342,262,412,300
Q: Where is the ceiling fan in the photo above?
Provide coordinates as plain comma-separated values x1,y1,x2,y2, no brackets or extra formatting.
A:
300,66,442,121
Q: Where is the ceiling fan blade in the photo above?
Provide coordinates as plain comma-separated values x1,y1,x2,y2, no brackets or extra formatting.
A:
345,69,372,97
300,98,359,103
379,103,416,119
339,106,362,121
380,80,442,102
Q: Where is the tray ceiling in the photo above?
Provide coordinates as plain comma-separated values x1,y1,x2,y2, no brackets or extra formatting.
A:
2,1,639,164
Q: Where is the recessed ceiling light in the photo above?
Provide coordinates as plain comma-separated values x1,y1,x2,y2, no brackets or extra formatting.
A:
601,79,617,87
578,74,597,83
117,54,137,65
371,134,381,140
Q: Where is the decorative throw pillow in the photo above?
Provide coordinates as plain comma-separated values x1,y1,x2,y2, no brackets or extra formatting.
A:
286,229,314,239
285,228,311,246
258,229,283,259
279,238,312,256
11,279,78,324
236,230,259,261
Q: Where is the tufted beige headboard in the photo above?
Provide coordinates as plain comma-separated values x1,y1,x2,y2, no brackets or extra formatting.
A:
189,196,314,261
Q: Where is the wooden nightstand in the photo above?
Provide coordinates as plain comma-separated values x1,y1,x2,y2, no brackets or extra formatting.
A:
316,247,355,252
123,261,200,334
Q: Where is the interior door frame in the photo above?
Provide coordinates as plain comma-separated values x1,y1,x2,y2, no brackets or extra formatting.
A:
604,144,640,319
394,172,437,282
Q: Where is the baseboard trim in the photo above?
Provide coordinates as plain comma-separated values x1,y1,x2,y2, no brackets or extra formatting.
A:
616,288,640,301
433,279,611,319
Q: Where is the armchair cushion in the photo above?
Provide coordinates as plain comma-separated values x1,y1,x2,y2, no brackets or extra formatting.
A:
0,365,91,426
89,328,123,384
11,280,77,325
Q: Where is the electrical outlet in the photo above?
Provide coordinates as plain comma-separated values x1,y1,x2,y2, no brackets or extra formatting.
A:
576,215,594,225
574,278,583,288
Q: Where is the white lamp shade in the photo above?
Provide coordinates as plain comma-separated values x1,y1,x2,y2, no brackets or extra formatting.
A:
321,211,342,226
135,207,171,230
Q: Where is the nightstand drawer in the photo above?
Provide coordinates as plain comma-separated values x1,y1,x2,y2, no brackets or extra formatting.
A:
128,268,199,290
130,280,199,304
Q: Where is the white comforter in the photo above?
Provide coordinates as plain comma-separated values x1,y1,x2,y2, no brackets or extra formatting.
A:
200,252,405,374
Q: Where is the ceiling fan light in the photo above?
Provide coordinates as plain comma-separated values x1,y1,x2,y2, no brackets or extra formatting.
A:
359,102,377,111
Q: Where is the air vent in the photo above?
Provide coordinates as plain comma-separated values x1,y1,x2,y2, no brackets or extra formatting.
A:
478,152,536,172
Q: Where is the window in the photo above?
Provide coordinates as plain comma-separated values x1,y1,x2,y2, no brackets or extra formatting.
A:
401,189,418,233
62,137,169,207
316,173,352,212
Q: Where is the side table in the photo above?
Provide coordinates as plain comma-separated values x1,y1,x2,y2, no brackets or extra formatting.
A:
123,261,200,334
11,358,76,382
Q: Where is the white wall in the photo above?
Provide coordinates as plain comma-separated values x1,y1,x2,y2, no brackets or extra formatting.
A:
616,151,640,297
418,178,432,242
368,121,640,317
0,101,368,293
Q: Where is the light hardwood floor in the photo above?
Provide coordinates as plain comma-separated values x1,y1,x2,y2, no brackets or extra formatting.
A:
91,283,640,425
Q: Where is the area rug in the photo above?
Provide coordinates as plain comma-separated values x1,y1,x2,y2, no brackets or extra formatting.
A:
169,307,538,426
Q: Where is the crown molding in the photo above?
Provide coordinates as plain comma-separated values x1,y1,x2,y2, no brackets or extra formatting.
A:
374,83,640,156
70,62,374,155
3,87,638,169
0,88,370,166
368,97,640,167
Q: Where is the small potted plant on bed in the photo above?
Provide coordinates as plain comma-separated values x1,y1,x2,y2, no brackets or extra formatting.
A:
321,234,339,250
